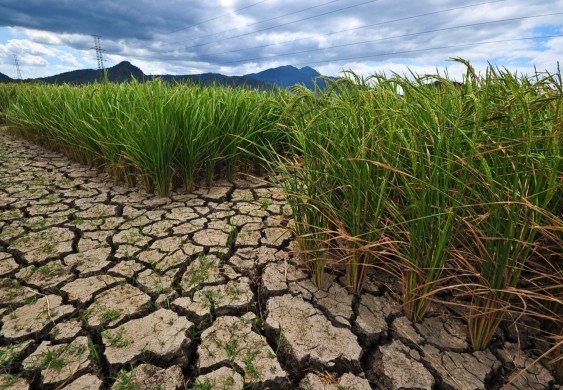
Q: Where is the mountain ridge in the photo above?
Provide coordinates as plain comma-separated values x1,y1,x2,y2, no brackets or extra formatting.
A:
1,61,332,90
245,65,329,90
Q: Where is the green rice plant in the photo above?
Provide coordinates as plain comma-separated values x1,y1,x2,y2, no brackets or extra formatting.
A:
455,63,562,349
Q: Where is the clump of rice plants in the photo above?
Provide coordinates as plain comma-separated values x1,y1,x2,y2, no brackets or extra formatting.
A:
389,73,470,322
2,80,286,196
454,64,561,349
276,76,399,292
275,61,561,337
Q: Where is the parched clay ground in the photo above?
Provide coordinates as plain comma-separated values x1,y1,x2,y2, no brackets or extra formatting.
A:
0,131,558,390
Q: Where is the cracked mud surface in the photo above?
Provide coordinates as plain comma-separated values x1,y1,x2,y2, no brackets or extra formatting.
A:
0,132,558,389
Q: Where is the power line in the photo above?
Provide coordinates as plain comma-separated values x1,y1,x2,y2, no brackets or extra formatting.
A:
289,34,563,67
165,0,381,50
216,12,563,65
104,32,562,73
106,0,508,64
201,0,507,57
167,0,343,44
13,54,22,80
167,0,270,34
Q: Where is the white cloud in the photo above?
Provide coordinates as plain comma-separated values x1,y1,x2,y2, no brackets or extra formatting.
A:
0,0,561,78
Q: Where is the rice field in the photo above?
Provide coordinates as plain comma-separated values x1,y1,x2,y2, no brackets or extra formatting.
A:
1,61,561,379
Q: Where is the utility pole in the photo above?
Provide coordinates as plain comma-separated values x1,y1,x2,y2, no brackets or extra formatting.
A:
92,35,106,81
13,54,23,80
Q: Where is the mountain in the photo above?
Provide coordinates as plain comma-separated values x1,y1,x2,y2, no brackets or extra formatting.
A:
38,61,145,84
245,65,329,90
0,72,12,82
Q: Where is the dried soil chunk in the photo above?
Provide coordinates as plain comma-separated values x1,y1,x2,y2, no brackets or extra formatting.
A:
167,206,199,221
171,296,209,318
195,367,244,390
198,314,287,386
62,275,122,303
374,339,434,390
22,336,91,386
356,293,396,340
64,247,111,274
262,227,290,246
497,343,555,390
180,255,224,292
102,308,193,366
138,248,186,272
265,295,362,370
261,261,307,296
422,344,500,390
195,185,232,200
149,235,183,252
10,227,74,263
0,374,30,390
136,268,176,295
313,281,354,327
142,219,175,237
300,372,371,390
0,252,18,276
415,315,468,350
113,228,150,247
236,223,262,247
391,316,424,344
76,204,116,219
61,374,103,390
172,218,207,235
176,277,254,318
193,229,229,248
0,340,33,368
111,364,184,390
0,279,37,307
2,294,74,339
85,284,150,328
108,260,145,278
51,318,82,341
16,260,73,289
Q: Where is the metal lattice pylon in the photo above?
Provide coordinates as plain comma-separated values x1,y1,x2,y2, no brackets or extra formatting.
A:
92,35,105,70
13,55,22,80
92,35,106,81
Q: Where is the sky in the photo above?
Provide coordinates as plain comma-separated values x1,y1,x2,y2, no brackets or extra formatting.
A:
0,0,562,79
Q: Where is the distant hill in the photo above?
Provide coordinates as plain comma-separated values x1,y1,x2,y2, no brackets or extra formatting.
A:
245,65,331,90
153,72,273,89
0,72,12,82
38,61,145,84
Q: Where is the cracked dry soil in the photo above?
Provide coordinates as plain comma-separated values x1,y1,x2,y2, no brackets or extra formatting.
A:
0,132,558,390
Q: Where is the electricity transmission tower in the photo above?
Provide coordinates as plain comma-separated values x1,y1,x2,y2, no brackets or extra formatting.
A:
92,35,106,81
13,55,22,80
